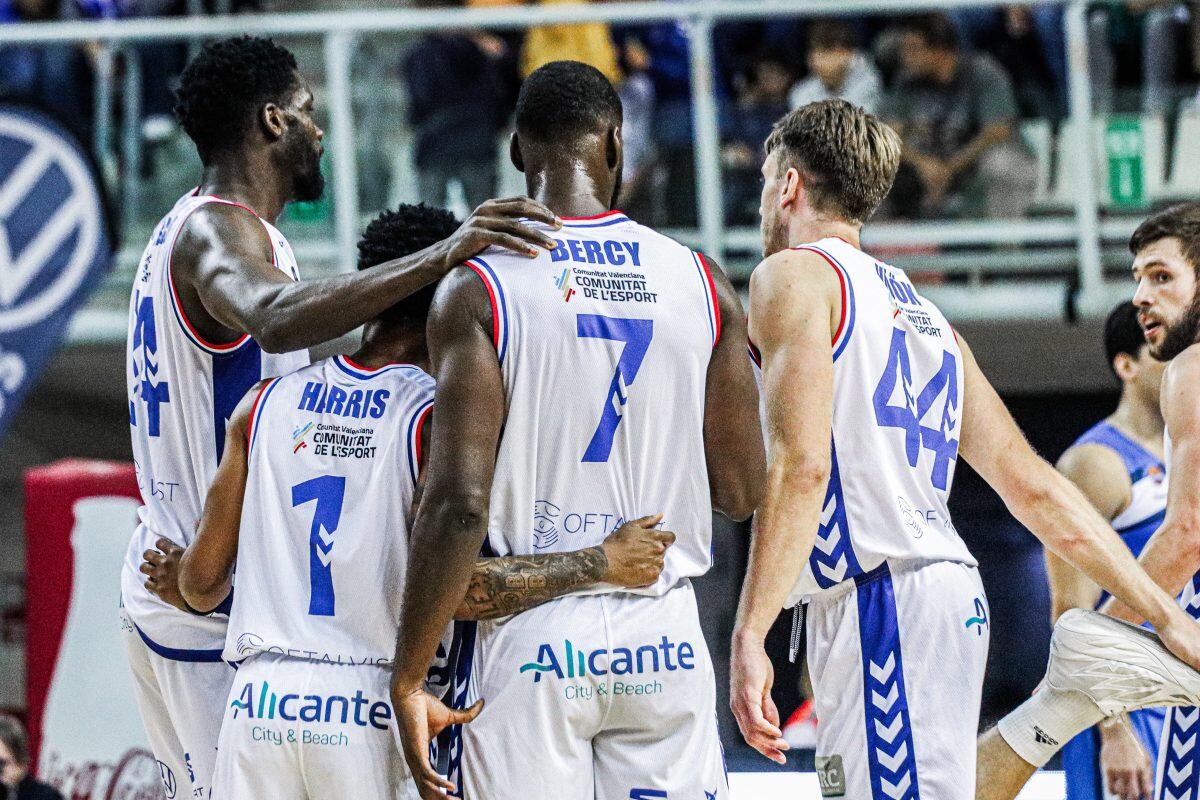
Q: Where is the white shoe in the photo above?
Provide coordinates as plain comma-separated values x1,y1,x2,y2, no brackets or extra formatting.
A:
1047,608,1200,715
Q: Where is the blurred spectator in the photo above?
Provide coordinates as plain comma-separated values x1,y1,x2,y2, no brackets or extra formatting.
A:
615,37,657,220
722,52,792,224
403,29,510,209
951,4,1066,116
789,20,882,114
0,0,93,143
0,715,64,800
520,0,621,83
882,13,1036,219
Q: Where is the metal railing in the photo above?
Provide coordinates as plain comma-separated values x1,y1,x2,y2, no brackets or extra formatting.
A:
1,0,1118,316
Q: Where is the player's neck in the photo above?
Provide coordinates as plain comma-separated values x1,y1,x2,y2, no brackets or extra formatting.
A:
527,168,613,219
197,159,289,223
1109,394,1165,455
352,325,429,372
789,216,862,250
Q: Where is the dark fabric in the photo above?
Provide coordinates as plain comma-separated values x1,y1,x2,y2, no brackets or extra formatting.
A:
15,776,66,800
403,34,507,168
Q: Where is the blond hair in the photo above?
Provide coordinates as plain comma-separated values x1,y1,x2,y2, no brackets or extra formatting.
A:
764,99,901,225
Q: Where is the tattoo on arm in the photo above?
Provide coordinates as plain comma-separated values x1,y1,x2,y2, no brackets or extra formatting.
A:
456,548,608,621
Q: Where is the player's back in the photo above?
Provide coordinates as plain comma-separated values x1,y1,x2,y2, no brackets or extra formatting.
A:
763,237,975,605
123,190,307,649
225,355,434,666
472,211,719,595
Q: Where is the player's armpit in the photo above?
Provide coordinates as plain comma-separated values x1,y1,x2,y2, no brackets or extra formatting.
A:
701,256,765,521
178,380,263,613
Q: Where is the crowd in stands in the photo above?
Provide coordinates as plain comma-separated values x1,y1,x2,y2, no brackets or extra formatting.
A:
3,0,1199,224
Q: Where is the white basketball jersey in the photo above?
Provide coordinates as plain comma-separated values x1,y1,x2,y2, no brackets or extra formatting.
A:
123,190,308,650
224,356,434,666
751,238,975,606
471,211,720,596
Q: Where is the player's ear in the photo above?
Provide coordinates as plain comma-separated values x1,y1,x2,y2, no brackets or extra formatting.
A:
509,132,525,174
260,102,285,142
781,166,803,208
1113,352,1136,382
606,124,622,171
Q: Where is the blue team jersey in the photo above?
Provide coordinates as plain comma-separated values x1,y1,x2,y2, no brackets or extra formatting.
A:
1061,420,1168,800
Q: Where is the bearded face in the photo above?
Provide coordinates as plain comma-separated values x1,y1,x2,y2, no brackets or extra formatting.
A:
1132,237,1200,362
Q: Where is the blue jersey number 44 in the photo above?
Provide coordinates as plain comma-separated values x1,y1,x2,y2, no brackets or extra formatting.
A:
577,314,654,463
871,327,959,490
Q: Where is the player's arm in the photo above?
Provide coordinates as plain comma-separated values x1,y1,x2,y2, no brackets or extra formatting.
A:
731,249,840,765
172,198,560,353
1043,444,1130,621
957,335,1200,660
391,267,506,798
702,255,766,521
1106,349,1200,622
176,381,264,613
409,417,674,622
457,515,674,620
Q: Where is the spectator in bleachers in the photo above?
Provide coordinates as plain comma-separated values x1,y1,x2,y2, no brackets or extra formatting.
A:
788,20,882,114
882,13,1036,219
520,0,621,83
0,715,64,800
721,51,793,224
614,36,658,221
950,4,1066,116
403,24,510,209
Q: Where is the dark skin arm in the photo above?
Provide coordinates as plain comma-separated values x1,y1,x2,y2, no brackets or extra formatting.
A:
702,256,766,521
172,198,560,354
410,414,676,622
391,267,506,798
175,380,264,613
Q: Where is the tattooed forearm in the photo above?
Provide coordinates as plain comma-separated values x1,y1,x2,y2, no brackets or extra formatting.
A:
455,547,608,621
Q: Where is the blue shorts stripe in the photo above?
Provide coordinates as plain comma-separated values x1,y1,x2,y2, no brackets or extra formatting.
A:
135,624,226,663
446,620,478,798
857,565,920,800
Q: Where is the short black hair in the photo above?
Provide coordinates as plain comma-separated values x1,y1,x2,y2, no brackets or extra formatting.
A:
515,60,622,145
357,204,460,327
1129,201,1200,276
1104,300,1147,376
174,35,301,163
902,13,959,51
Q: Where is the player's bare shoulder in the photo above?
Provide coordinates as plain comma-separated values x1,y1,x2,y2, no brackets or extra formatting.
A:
1162,343,1200,429
748,248,842,342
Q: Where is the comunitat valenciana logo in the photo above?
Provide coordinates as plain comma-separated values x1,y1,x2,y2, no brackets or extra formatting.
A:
519,636,697,683
229,681,392,730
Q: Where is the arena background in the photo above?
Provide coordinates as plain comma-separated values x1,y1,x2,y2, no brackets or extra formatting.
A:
3,0,1199,796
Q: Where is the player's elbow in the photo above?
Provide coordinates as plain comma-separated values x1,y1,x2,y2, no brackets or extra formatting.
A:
712,480,762,522
776,452,832,495
423,487,491,544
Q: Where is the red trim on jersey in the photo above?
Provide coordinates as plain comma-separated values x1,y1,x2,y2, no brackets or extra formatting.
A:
466,260,501,350
796,246,847,346
748,339,762,367
414,403,434,472
695,251,722,346
165,203,251,353
245,377,278,452
559,209,627,221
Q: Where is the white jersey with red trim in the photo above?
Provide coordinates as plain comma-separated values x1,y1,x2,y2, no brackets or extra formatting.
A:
468,210,719,596
122,190,309,651
224,355,434,666
750,237,975,605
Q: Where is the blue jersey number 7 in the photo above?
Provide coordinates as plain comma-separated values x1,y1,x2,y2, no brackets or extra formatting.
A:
577,314,654,463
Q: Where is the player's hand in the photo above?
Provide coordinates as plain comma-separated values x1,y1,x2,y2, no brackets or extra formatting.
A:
1156,605,1200,672
730,630,789,764
600,514,675,588
140,537,189,613
391,683,482,799
1099,715,1154,800
441,196,561,267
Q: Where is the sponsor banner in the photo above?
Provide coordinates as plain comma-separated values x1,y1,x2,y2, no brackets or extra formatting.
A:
25,459,156,800
0,103,113,439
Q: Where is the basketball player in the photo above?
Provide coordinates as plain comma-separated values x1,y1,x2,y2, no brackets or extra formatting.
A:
124,35,559,799
160,203,674,799
1076,203,1200,800
730,100,1200,800
1050,302,1167,800
390,60,765,799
